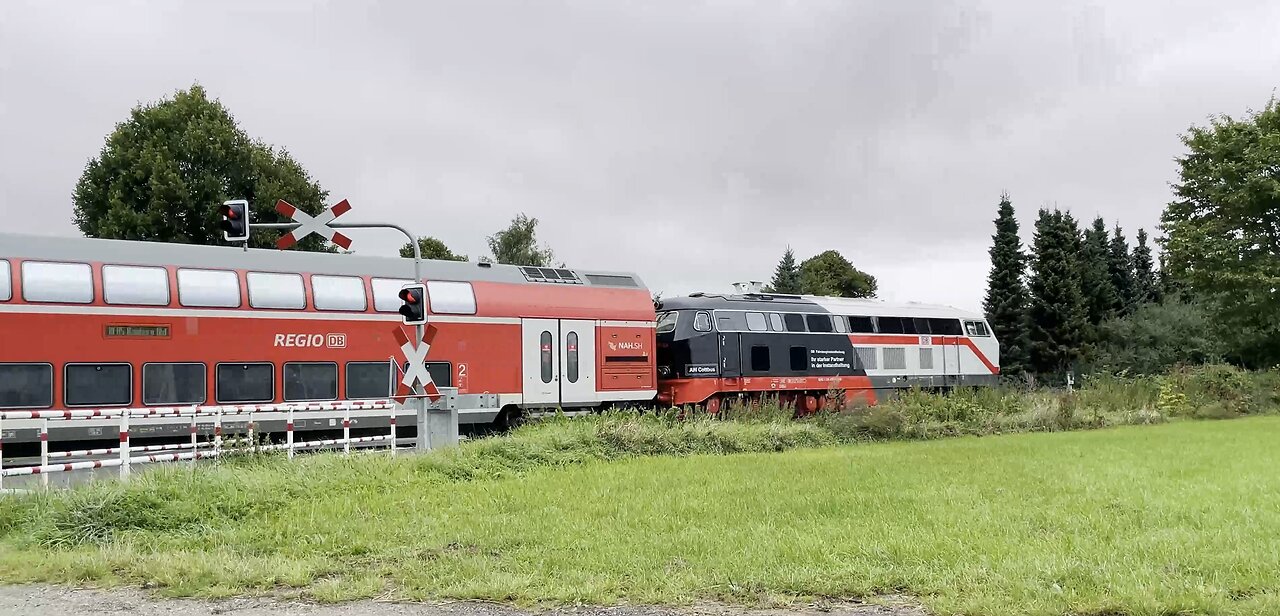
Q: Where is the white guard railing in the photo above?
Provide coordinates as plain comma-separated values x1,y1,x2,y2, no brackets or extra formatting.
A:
0,400,399,491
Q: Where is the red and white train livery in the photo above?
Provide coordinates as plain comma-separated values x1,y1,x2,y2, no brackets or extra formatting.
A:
0,232,657,439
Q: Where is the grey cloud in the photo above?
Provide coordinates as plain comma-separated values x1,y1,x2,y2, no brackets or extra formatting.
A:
3,0,1279,312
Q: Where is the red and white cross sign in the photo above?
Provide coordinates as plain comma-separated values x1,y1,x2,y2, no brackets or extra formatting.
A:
275,199,353,250
392,325,442,403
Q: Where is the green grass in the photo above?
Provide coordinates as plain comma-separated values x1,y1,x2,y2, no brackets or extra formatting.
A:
2,415,1279,615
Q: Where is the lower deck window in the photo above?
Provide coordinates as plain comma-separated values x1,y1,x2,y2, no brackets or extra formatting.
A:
217,363,274,403
143,363,206,405
0,363,53,408
284,362,338,401
347,362,393,399
65,363,132,406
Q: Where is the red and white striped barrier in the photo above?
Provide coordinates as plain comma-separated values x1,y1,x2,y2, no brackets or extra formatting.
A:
0,400,401,490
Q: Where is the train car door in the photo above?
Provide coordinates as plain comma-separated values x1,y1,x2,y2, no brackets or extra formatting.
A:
719,333,741,378
521,319,560,406
558,319,596,406
943,335,961,386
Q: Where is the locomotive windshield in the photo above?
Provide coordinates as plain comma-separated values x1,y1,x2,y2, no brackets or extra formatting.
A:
656,311,678,334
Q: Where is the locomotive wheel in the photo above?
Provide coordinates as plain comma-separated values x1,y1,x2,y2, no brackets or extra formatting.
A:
704,396,722,415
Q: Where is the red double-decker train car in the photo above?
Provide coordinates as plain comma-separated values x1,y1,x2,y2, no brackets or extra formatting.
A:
0,232,657,444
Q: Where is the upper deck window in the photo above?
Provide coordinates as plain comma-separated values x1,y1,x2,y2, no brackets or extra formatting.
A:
849,316,875,333
22,261,93,303
745,312,768,332
103,265,170,306
0,260,10,301
805,314,833,333
782,313,806,332
177,268,241,308
312,275,367,311
247,272,306,309
371,278,413,313
930,318,963,336
656,311,678,334
768,313,784,331
427,280,477,315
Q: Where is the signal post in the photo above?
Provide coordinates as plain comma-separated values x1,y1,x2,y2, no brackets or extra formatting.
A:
217,198,457,452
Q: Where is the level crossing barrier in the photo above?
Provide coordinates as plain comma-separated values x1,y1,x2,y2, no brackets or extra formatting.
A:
0,400,401,492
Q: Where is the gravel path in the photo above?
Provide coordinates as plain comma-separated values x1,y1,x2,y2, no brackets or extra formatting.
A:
0,584,929,616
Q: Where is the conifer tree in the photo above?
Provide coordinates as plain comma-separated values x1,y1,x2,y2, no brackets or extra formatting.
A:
1108,224,1137,315
1132,228,1161,305
1080,216,1119,328
980,194,1030,375
1027,208,1089,377
766,246,803,294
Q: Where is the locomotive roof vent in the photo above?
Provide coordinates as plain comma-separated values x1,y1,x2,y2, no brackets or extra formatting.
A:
731,281,765,294
520,266,583,284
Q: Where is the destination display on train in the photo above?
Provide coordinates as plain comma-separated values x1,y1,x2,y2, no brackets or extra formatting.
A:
104,324,171,338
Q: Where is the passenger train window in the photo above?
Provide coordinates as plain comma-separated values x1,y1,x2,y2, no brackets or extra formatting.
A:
693,311,712,332
540,331,554,383
0,363,53,409
782,313,806,332
848,316,875,333
284,362,338,401
833,316,848,334
656,311,678,334
216,363,274,403
912,318,932,334
789,346,808,371
371,278,414,312
805,314,833,333
103,265,170,306
877,316,904,334
427,280,477,315
347,362,392,399
750,346,770,371
901,318,918,335
716,311,747,332
929,318,963,336
312,275,367,311
22,261,93,304
768,313,784,332
566,332,579,383
143,363,206,405
178,268,241,308
248,272,306,309
0,260,11,301
965,321,991,336
65,363,132,406
745,312,768,332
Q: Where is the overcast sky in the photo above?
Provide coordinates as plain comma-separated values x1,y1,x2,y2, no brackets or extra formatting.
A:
2,1,1278,312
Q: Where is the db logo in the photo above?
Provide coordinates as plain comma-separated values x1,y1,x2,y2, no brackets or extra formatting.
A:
273,333,348,348
326,333,347,348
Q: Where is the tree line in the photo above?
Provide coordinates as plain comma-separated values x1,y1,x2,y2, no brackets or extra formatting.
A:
983,94,1280,380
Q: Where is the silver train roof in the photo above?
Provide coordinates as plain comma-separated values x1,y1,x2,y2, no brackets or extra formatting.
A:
0,232,648,290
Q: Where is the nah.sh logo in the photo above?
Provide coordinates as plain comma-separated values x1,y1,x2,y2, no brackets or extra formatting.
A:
608,341,643,351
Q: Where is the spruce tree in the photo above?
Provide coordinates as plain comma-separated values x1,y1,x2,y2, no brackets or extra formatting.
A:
1108,224,1137,315
1027,208,1089,378
1132,228,1161,304
1081,216,1119,328
981,194,1030,376
766,246,803,294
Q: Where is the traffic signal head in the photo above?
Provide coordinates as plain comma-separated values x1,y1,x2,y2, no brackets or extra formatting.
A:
218,199,250,242
398,283,426,325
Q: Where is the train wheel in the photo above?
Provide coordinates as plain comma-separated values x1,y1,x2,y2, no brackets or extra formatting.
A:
800,394,819,416
705,396,722,416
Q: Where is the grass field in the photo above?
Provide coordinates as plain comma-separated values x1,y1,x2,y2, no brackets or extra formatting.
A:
2,413,1279,616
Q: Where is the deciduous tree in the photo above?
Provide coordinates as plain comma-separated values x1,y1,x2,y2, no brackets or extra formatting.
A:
399,237,467,261
798,250,877,298
72,84,333,252
486,213,557,267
